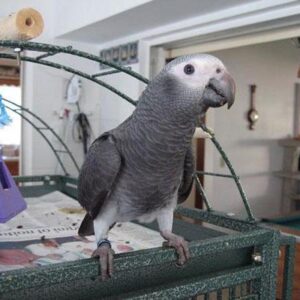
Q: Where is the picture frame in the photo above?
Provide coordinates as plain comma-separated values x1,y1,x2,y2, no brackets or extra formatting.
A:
99,42,138,70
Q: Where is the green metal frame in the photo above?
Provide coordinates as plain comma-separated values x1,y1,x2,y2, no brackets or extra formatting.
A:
0,175,293,300
0,40,253,220
0,40,296,299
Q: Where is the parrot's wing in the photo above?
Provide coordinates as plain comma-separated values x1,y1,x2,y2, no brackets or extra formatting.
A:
177,146,195,204
77,133,121,236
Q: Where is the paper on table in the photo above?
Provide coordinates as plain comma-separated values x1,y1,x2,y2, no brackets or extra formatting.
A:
0,191,84,241
0,191,164,271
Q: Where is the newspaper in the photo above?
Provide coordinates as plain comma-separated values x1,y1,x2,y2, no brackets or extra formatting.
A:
0,191,164,272
0,191,84,241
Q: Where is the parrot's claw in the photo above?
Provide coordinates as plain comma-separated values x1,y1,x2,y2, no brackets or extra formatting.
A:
162,234,190,266
92,243,115,281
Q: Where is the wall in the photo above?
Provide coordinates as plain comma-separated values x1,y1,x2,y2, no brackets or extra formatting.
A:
22,40,102,176
204,40,299,218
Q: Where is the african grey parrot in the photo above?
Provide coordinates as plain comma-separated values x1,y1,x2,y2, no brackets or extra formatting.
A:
77,54,235,280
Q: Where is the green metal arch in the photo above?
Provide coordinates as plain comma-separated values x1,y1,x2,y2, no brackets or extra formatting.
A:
0,53,138,106
0,40,149,84
0,40,254,221
3,97,80,175
5,104,69,175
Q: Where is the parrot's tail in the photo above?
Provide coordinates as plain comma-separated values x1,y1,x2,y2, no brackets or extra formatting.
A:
78,213,116,237
78,213,94,236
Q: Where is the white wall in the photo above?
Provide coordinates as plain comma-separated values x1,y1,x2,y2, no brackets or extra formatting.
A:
95,63,141,132
204,40,299,218
21,39,102,176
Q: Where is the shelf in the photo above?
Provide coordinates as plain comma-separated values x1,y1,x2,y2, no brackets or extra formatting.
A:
274,171,300,180
278,138,300,147
290,194,300,201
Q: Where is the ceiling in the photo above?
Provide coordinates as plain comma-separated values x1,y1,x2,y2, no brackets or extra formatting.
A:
57,0,258,44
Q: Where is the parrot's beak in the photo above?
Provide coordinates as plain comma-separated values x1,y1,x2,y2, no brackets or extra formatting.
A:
202,71,236,109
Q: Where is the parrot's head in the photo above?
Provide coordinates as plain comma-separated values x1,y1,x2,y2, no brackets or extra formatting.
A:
158,54,235,119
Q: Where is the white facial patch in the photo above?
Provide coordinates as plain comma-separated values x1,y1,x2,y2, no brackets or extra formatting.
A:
169,57,226,90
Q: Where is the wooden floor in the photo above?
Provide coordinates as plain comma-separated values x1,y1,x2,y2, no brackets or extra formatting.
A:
275,226,300,300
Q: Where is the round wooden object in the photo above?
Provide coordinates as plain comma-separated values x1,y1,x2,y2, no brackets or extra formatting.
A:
0,8,44,40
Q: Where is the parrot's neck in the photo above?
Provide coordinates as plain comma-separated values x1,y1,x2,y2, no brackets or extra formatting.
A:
131,89,199,155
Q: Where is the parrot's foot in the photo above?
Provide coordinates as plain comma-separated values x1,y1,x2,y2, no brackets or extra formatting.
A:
161,232,190,266
92,240,115,281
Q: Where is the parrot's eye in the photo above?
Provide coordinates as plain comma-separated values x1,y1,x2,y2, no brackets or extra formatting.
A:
216,68,221,74
184,64,195,75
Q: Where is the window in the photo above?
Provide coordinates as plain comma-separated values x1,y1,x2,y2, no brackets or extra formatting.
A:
0,85,21,145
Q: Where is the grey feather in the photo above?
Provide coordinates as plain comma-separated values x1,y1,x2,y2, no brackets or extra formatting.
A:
77,132,121,234
78,213,94,236
77,53,234,234
178,147,195,204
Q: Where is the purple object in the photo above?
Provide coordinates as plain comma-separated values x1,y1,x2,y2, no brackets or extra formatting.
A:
0,155,26,223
